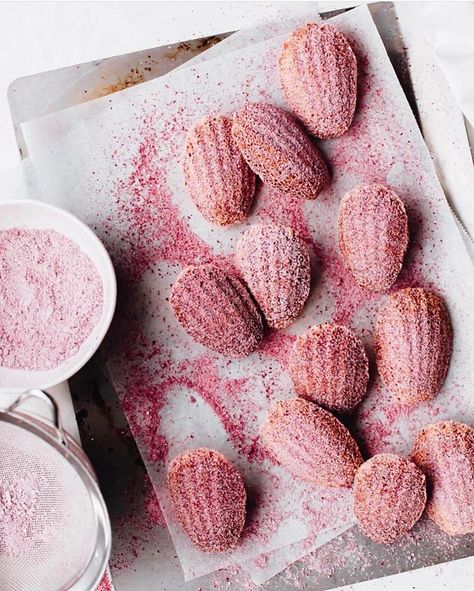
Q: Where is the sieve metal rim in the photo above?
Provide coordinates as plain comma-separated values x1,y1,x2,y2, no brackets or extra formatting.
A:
0,391,112,591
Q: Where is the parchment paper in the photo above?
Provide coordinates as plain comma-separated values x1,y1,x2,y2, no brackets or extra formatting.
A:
21,3,474,584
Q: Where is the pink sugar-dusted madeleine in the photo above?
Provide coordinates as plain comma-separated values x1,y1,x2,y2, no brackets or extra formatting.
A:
167,448,246,552
290,323,369,414
411,421,474,536
375,288,452,404
338,184,409,292
353,453,426,544
231,102,329,200
170,264,264,357
235,223,311,329
261,398,363,488
182,115,256,225
279,23,357,139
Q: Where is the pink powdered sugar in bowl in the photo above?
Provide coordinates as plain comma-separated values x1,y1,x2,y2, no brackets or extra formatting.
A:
0,228,103,371
0,200,116,392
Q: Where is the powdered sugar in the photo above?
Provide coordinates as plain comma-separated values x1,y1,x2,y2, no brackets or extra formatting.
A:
0,228,103,371
0,471,41,557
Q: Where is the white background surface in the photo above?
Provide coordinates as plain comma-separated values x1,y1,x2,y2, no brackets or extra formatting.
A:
1,2,473,590
0,0,353,173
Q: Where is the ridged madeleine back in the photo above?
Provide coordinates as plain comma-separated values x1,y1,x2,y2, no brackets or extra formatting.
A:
170,264,264,357
261,398,363,487
182,115,256,225
411,421,474,536
290,323,369,414
167,448,247,552
235,224,311,329
232,102,329,200
338,184,409,292
279,23,357,139
375,288,452,404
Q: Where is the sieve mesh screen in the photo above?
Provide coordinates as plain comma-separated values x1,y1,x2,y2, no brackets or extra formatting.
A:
0,421,98,591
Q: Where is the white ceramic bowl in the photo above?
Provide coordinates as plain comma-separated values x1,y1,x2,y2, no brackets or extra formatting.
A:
0,199,117,393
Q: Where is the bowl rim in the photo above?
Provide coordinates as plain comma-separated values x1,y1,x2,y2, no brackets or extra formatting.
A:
0,198,117,393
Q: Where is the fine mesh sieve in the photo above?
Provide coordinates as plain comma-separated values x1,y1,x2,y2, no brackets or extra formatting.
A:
0,390,111,591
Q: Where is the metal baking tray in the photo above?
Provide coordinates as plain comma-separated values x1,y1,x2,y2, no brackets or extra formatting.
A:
8,3,474,589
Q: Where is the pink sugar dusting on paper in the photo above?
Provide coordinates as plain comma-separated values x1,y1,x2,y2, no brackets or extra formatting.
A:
110,111,213,281
0,472,41,558
145,486,166,528
258,330,295,372
119,342,266,464
0,228,103,371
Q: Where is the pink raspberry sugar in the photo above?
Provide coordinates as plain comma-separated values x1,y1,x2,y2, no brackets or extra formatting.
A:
0,228,103,371
0,471,41,557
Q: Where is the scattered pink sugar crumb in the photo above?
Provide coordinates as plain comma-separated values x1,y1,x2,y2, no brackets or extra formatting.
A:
95,572,114,591
253,552,268,569
0,228,103,371
258,330,296,371
302,538,349,577
0,471,41,557
109,469,166,572
178,355,266,462
145,486,166,528
210,564,256,591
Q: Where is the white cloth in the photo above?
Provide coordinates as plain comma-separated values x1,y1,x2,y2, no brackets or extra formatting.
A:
422,1,474,130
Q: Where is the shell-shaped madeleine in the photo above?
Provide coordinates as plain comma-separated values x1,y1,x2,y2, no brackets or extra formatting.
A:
231,102,329,200
279,23,357,139
354,453,426,544
375,288,452,404
170,264,264,357
182,115,256,225
338,184,409,292
167,448,247,552
261,398,363,487
411,421,474,536
290,323,369,414
235,224,311,329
